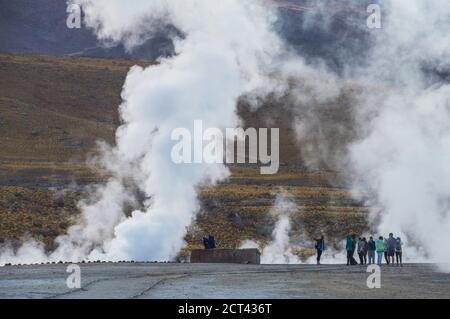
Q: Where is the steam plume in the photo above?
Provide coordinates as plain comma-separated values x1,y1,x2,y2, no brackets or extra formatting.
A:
348,0,450,269
241,194,300,264
1,0,284,264
287,0,450,269
1,0,450,270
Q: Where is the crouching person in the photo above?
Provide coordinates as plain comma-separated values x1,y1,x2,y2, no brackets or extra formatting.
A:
202,235,216,250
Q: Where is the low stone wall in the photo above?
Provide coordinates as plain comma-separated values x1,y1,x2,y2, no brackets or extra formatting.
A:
190,248,261,264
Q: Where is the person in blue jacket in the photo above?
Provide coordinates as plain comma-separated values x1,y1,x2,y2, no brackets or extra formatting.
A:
314,235,326,265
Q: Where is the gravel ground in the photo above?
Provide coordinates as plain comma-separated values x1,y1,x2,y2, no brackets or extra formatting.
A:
0,263,449,299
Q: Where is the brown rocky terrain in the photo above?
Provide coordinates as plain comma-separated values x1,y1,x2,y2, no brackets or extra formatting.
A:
0,54,369,258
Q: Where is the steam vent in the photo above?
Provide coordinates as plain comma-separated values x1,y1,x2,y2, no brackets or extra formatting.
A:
190,249,261,264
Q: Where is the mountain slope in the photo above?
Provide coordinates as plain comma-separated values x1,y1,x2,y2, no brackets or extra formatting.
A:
0,54,368,257
0,0,374,70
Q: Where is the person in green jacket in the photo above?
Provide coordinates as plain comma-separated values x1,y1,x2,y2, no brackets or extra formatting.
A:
367,236,376,265
376,236,385,265
346,234,356,265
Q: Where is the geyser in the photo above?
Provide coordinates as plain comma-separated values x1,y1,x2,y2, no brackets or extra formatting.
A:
1,0,286,265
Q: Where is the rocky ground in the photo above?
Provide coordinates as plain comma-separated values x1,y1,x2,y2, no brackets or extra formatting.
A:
0,263,449,299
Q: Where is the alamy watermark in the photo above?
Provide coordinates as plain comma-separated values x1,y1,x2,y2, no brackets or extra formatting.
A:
66,264,81,289
366,265,381,289
66,3,382,30
171,120,280,175
67,4,82,29
367,4,382,29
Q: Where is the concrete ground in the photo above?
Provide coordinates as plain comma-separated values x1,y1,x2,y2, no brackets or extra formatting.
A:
0,263,449,299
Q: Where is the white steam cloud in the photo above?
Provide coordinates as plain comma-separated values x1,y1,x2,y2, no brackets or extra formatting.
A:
241,194,300,264
240,0,450,268
285,0,450,269
1,0,285,264
1,0,449,271
348,0,450,270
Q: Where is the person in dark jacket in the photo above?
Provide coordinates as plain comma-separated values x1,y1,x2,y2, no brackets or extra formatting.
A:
395,237,403,267
367,236,376,264
314,235,326,265
203,237,210,249
384,237,390,264
351,234,357,263
386,233,397,265
208,235,216,249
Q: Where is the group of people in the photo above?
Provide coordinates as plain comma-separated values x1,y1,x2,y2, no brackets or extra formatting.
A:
314,233,403,266
346,233,403,266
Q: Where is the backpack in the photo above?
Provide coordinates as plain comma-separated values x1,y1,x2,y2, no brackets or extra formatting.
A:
395,240,402,251
315,239,325,251
358,241,366,253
